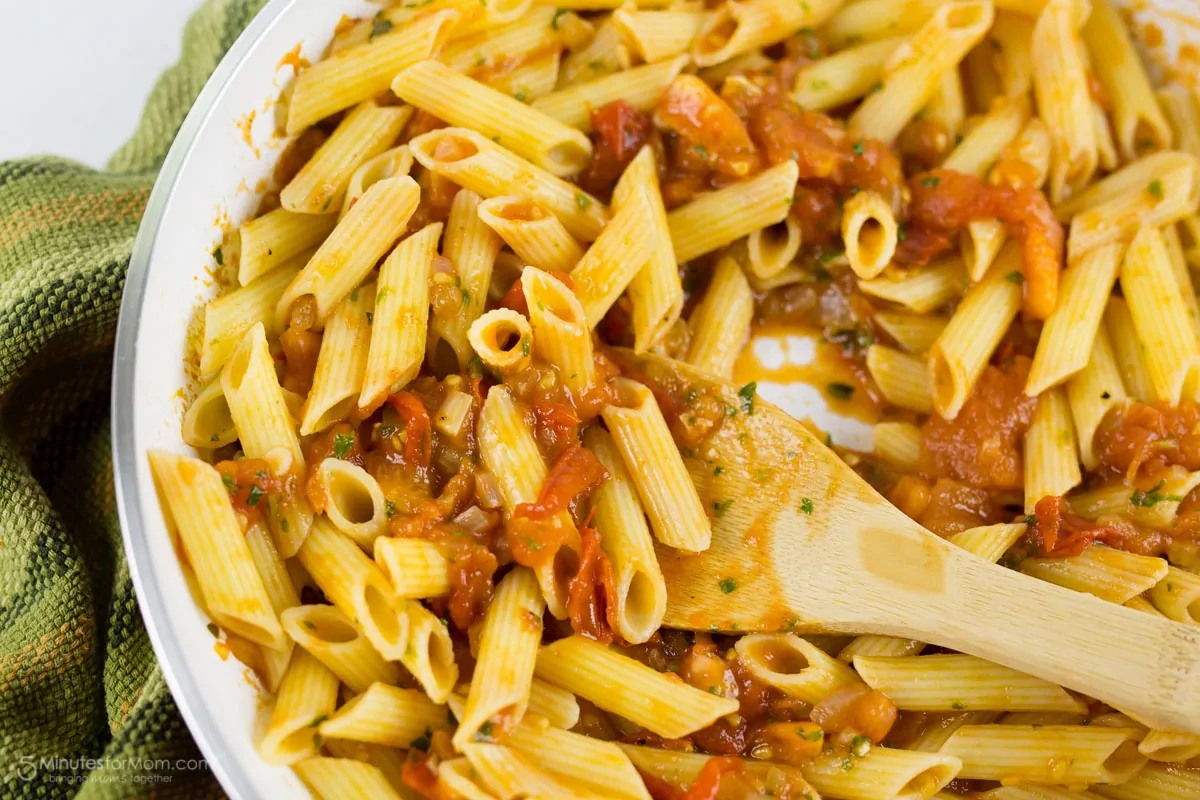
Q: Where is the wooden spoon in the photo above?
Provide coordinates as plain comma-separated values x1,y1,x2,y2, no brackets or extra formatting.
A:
614,350,1200,734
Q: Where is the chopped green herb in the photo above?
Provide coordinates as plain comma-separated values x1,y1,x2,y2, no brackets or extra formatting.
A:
826,326,873,354
366,311,374,325
575,193,592,210
521,336,531,356
333,431,355,459
221,472,236,491
207,622,220,637
322,196,333,212
920,175,941,188
869,81,884,93
897,222,906,242
551,7,568,29
210,433,221,442
712,498,734,516
514,90,528,102
245,485,264,507
1005,270,1025,284
818,249,842,264
841,756,855,772
852,141,865,156
1130,479,1183,508
713,465,725,476
801,498,814,515
476,721,495,741
377,288,391,303
385,500,397,518
737,381,757,414
467,355,485,378
303,620,316,630
588,58,605,70
951,701,967,710
850,735,871,757
811,79,830,91
692,145,709,159
1148,179,1164,199
378,424,396,438
802,728,823,741
281,518,289,533
350,288,359,302
827,382,855,400
212,246,224,265
313,734,323,749
1021,514,1037,525
310,714,328,728
718,577,738,594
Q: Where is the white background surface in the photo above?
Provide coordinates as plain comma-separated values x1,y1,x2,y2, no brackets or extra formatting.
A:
0,1,199,167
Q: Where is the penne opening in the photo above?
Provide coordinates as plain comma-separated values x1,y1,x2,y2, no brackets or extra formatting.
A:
929,350,959,418
944,2,991,31
224,338,254,392
325,471,377,525
623,569,662,637
364,585,404,645
490,198,544,222
427,133,480,165
182,381,236,447
266,724,322,763
694,11,738,61
215,616,276,651
545,142,592,175
305,615,359,645
898,762,959,799
1131,119,1167,157
745,637,811,675
1141,741,1200,761
747,219,801,278
1102,739,1149,783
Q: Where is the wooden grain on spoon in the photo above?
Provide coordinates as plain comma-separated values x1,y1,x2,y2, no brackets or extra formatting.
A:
613,350,1200,735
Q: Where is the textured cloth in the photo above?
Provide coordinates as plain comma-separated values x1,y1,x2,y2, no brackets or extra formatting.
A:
0,1,265,796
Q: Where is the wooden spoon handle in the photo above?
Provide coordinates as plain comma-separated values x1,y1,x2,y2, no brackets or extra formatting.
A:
901,547,1200,733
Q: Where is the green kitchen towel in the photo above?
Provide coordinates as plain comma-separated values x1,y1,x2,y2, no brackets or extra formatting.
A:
0,1,267,796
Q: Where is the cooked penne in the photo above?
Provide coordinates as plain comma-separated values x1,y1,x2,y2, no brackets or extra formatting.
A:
946,522,1029,563
1138,728,1200,763
439,6,557,72
602,378,711,552
1026,243,1124,396
392,60,592,177
259,648,339,765
1066,324,1127,470
874,312,948,355
667,161,799,264
453,567,544,749
1119,225,1200,404
943,96,1030,178
460,743,586,798
181,378,237,449
275,175,420,331
1149,566,1200,625
286,11,456,134
292,757,402,800
359,222,441,413
866,344,934,414
281,101,411,214
315,458,388,550
1019,546,1169,604
429,189,503,369
736,633,863,703
840,634,927,661
1023,386,1081,511
296,518,410,661
872,421,923,469
280,604,401,693
854,654,1087,713
991,11,1035,98
613,146,681,353
319,683,451,748
237,209,334,287
614,7,707,64
1067,466,1200,531
246,524,299,691
792,37,907,112
535,636,738,738
822,0,942,48
339,145,413,221
301,283,374,435
408,128,608,240
1082,0,1172,160
531,55,689,132
1089,761,1200,800
691,0,839,67
1032,0,1096,203
843,190,899,279
569,186,656,326
1158,83,1200,160
929,246,1024,419
148,451,286,650
804,747,962,800
559,15,630,88
1103,295,1155,402
201,259,304,376
477,196,584,273
858,258,965,313
373,537,449,600
745,218,802,280
221,323,314,554
521,267,591,392
527,678,580,730
938,724,1146,784
849,1,994,143
504,711,652,800
468,308,534,376
399,600,458,703
685,256,753,379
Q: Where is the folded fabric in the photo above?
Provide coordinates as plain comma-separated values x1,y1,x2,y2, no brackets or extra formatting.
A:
0,1,265,796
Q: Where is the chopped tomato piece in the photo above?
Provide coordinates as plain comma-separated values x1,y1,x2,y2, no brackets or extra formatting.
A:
400,750,451,800
447,545,498,631
387,391,433,470
566,522,618,643
215,458,292,527
506,513,578,570
1027,495,1137,557
656,75,760,178
680,757,742,800
530,400,582,456
515,442,609,519
810,685,897,744
581,99,654,197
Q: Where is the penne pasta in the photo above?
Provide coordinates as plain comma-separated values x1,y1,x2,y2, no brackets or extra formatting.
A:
685,256,753,380
340,145,413,221
201,259,304,377
373,536,449,600
793,37,907,112
521,267,591,393
866,344,934,414
280,604,401,693
1065,324,1128,470
468,308,534,376
938,724,1147,784
292,757,403,800
1019,546,1169,604
477,196,584,273
237,209,334,287
301,283,374,435
568,186,656,326
535,636,738,738
531,55,690,133
691,0,840,68
319,683,451,748
843,190,899,279
858,257,965,313
1022,386,1081,512
181,378,237,449
258,648,340,765
736,633,863,704
1032,0,1096,203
